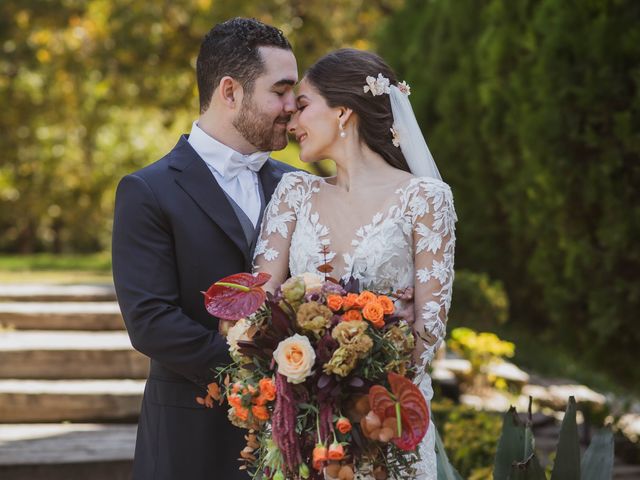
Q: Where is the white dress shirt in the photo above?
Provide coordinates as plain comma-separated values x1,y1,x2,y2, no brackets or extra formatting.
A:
187,121,269,227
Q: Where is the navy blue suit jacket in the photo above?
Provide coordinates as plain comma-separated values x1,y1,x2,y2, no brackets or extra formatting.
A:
112,135,295,479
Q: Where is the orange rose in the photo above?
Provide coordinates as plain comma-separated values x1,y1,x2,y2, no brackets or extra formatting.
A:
342,309,363,322
362,301,385,328
377,295,395,315
356,291,377,308
258,377,276,401
336,417,352,434
228,394,242,409
342,293,359,310
234,406,249,421
326,294,344,312
312,444,328,471
251,405,270,421
328,442,345,460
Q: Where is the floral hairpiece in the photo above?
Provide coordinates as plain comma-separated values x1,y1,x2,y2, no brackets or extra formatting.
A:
390,126,400,148
363,74,391,96
363,74,412,97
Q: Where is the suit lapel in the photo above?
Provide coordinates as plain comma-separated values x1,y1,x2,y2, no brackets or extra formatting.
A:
169,136,250,264
258,159,282,205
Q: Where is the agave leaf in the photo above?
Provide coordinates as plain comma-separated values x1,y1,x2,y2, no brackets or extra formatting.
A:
494,407,526,480
508,453,547,480
581,429,614,480
435,427,464,480
550,396,580,480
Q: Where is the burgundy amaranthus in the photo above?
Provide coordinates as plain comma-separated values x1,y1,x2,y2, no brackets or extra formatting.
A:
272,373,301,474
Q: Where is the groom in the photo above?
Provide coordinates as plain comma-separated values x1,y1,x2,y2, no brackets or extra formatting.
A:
112,18,298,479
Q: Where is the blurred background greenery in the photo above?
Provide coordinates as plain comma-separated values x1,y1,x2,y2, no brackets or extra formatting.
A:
1,0,638,400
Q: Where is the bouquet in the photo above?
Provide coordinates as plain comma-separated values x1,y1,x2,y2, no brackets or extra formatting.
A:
198,271,430,480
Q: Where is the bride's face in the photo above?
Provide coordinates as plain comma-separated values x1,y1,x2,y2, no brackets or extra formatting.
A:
287,78,342,163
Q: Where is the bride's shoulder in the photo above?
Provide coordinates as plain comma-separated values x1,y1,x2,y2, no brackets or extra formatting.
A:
401,175,453,197
276,170,318,189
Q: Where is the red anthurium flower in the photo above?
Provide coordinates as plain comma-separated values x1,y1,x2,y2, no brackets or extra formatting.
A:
368,372,429,451
203,272,271,321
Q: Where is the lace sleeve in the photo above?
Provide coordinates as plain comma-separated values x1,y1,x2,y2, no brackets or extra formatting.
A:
411,179,457,374
253,171,303,292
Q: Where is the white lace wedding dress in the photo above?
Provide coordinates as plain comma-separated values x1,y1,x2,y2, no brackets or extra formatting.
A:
253,170,457,479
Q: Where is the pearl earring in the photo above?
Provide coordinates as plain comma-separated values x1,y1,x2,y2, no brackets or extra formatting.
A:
339,123,346,138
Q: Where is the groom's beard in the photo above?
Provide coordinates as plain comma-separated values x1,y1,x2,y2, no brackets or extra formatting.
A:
233,96,290,151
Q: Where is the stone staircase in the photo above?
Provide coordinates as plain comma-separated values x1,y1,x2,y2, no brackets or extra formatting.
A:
0,283,147,479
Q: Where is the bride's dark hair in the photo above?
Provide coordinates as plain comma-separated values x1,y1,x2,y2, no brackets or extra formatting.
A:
305,49,410,172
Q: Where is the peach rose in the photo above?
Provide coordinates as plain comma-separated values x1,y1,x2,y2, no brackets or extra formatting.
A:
342,293,359,310
273,334,316,384
258,377,276,401
356,291,377,308
342,309,363,322
377,295,395,315
362,301,385,328
326,295,344,312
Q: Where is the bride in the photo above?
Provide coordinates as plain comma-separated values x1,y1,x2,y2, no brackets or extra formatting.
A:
253,49,457,479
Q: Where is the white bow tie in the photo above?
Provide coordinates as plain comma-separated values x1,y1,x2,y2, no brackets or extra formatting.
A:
223,151,270,180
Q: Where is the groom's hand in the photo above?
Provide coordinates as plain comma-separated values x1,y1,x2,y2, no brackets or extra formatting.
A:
395,287,415,326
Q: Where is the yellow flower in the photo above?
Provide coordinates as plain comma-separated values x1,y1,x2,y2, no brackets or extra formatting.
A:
273,334,316,384
296,301,332,336
332,321,373,358
323,346,358,377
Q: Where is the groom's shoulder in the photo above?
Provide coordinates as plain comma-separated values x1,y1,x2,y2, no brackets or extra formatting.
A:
266,157,299,177
120,136,191,185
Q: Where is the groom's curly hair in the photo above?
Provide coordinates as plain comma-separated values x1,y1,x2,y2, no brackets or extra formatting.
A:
197,18,292,113
306,49,410,173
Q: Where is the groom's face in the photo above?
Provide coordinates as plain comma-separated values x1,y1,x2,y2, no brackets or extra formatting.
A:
233,47,298,151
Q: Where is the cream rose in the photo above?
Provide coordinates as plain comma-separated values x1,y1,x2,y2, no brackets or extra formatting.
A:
273,334,316,384
226,318,252,355
301,272,323,293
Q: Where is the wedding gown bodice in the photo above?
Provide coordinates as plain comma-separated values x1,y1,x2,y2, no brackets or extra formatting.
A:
253,170,457,479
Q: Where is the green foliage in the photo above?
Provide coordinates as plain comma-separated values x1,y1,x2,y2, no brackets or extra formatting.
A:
450,270,509,331
433,400,502,478
379,0,640,386
1,0,402,253
448,327,515,390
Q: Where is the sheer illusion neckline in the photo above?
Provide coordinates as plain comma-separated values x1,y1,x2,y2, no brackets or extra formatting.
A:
302,173,423,279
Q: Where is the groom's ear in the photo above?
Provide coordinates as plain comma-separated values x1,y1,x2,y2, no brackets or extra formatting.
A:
217,76,242,109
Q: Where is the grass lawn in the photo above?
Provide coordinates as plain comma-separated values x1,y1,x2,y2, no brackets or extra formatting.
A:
0,253,112,284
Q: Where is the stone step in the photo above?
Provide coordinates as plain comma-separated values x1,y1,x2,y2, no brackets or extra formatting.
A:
0,284,116,302
0,331,148,379
0,423,134,480
0,380,144,423
0,302,124,331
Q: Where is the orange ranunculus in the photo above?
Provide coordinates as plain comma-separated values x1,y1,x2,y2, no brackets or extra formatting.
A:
362,301,385,328
251,405,270,421
258,377,277,401
377,295,395,315
342,293,359,310
253,394,267,406
235,406,249,421
231,382,243,394
342,309,363,322
326,294,344,312
228,394,242,409
312,444,328,471
336,417,352,434
328,442,345,460
356,291,377,308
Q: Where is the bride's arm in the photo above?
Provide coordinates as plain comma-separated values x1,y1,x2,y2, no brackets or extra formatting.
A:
253,172,300,293
411,180,457,371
